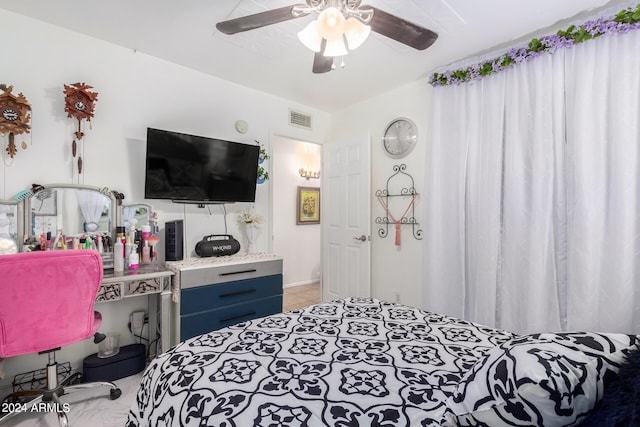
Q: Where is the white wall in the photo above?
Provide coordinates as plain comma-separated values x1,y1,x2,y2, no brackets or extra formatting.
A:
0,9,330,394
331,80,432,306
272,136,321,287
0,6,432,395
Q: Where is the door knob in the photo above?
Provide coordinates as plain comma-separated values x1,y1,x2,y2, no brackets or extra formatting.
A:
353,235,368,242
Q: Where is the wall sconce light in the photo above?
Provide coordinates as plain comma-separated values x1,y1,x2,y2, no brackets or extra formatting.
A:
299,168,320,180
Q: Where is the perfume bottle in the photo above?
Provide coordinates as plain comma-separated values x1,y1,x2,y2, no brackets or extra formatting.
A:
142,240,151,264
129,244,139,269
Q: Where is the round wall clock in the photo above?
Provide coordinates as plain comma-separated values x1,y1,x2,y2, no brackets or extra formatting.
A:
382,117,418,159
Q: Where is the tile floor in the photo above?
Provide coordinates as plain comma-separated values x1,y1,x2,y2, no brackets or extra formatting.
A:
283,282,320,311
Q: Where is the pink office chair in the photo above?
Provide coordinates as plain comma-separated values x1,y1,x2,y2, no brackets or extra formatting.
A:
0,250,121,426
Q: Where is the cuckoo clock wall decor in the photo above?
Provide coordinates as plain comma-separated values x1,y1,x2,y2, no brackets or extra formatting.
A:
63,82,98,178
0,84,31,163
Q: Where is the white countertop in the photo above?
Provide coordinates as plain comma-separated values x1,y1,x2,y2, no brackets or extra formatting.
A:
164,252,282,271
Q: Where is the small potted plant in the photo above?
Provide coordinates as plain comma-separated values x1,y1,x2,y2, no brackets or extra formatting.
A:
258,145,270,164
237,210,264,226
256,142,270,184
257,166,269,184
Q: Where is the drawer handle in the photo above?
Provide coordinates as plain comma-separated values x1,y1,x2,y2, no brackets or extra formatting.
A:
219,288,257,299
219,269,257,277
220,311,257,323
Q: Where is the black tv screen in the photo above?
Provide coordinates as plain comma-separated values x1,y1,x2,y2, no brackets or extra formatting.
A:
144,128,259,203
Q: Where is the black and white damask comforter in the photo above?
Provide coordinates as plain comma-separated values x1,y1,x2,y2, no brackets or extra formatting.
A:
126,297,638,427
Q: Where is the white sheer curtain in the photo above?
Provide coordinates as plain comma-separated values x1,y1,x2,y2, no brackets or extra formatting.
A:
76,190,108,232
565,32,640,332
122,207,138,231
424,30,640,334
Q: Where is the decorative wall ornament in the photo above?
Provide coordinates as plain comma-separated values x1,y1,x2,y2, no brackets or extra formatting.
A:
0,84,32,162
375,164,422,245
256,141,270,184
63,82,99,178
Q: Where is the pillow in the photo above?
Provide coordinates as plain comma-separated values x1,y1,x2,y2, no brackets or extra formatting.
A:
526,332,638,374
440,333,636,427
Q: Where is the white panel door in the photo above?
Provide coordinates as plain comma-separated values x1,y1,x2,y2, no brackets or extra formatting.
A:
322,132,371,301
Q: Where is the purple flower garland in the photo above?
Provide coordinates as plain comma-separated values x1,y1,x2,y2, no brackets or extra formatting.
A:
429,4,640,87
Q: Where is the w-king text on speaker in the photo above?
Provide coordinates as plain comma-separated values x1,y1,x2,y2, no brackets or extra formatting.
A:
195,235,240,257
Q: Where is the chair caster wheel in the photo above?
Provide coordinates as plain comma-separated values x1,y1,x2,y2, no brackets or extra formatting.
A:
110,388,122,400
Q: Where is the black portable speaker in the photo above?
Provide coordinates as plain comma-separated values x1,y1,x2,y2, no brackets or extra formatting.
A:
165,220,184,261
195,234,241,257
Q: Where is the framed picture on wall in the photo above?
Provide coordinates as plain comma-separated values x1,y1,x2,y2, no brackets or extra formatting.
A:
296,186,320,225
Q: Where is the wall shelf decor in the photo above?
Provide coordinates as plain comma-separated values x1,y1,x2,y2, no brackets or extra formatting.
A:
375,164,422,245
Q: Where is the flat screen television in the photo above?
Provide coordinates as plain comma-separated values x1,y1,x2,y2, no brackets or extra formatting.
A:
144,128,259,203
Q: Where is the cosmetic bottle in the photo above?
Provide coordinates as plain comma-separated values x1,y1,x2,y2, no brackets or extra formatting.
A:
116,226,126,258
129,244,139,269
141,225,151,240
114,238,124,272
142,240,151,264
125,236,133,268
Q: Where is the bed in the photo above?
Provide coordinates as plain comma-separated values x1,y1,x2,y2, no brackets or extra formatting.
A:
126,297,638,427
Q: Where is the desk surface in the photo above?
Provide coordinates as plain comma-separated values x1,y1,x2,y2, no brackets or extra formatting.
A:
102,264,174,284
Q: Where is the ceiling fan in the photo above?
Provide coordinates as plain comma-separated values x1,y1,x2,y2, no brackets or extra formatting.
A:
216,0,438,74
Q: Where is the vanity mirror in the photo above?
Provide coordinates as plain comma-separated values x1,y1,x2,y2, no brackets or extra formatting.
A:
121,202,154,233
25,184,116,239
0,198,22,253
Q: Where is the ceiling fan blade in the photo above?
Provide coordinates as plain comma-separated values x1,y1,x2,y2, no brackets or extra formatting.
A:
312,40,333,74
368,7,438,50
216,5,303,35
312,53,333,74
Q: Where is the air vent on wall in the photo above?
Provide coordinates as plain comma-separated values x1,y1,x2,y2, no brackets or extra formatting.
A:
289,109,312,130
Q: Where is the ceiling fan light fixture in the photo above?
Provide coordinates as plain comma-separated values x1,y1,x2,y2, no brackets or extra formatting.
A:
316,7,346,41
323,37,349,57
298,20,323,52
344,17,371,50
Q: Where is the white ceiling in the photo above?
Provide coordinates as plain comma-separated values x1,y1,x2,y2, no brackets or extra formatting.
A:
0,0,628,112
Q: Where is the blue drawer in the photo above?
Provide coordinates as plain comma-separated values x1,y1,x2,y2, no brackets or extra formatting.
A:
180,274,282,315
180,294,282,340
